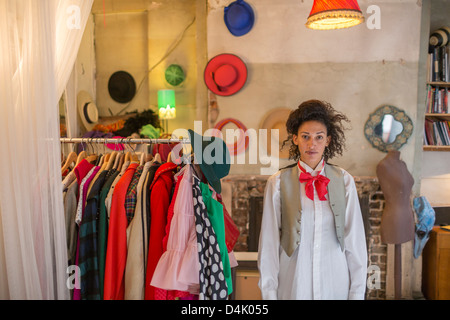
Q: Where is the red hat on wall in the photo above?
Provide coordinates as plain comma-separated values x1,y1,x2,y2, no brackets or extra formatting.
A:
204,53,247,96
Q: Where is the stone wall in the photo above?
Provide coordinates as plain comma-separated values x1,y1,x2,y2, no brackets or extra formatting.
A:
223,175,387,300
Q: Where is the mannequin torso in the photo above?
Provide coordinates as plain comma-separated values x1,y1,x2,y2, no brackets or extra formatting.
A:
376,150,415,244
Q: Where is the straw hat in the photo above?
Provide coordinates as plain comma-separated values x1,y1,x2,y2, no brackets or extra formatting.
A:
77,91,99,131
259,107,292,159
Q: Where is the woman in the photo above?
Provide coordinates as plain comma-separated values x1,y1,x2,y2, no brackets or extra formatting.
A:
258,99,367,300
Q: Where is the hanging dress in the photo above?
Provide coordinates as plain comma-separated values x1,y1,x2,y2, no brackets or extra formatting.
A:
103,162,139,300
199,181,232,295
151,165,200,296
144,162,178,300
192,175,228,300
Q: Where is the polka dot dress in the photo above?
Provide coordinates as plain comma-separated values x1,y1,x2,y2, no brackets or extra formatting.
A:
192,176,228,300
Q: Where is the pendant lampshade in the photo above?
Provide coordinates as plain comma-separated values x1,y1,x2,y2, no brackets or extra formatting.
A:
306,0,365,30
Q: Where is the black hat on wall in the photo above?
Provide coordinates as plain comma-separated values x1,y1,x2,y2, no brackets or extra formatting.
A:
108,71,136,103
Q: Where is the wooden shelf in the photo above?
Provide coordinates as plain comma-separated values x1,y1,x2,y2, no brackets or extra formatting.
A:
423,145,450,151
427,81,450,87
425,113,450,120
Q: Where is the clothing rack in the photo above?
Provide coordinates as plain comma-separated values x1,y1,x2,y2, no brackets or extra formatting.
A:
60,137,191,145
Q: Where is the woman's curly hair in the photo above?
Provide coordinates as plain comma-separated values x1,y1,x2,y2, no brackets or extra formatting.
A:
281,99,350,162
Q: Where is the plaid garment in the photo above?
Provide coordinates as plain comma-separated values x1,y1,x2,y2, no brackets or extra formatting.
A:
97,169,119,299
78,170,108,300
125,165,144,224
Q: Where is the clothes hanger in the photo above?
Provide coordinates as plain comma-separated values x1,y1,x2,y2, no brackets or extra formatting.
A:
76,146,87,166
150,138,162,163
119,152,127,171
124,138,139,163
106,151,117,170
85,139,98,164
113,152,123,170
86,142,110,196
111,140,123,170
100,153,109,167
131,153,139,163
140,149,146,165
123,139,131,162
125,151,131,163
96,142,107,166
144,153,154,164
154,153,161,163
61,151,77,175
98,140,110,168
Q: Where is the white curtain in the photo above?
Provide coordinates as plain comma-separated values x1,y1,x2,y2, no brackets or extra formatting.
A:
0,0,93,299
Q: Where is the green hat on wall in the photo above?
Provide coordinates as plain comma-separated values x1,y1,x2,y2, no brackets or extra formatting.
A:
188,129,231,194
165,64,185,86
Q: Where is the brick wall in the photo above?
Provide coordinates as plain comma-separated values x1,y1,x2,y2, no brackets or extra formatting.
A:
223,175,387,300
354,177,387,300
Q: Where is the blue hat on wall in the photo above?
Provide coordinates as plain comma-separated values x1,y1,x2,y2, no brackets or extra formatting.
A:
224,0,254,37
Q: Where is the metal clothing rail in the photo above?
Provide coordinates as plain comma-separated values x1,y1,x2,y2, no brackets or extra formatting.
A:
60,137,191,144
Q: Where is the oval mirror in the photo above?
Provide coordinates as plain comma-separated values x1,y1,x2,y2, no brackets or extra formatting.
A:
364,105,413,153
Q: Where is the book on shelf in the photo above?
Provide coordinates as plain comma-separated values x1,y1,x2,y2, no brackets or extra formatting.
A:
428,45,450,83
425,85,449,113
424,118,450,146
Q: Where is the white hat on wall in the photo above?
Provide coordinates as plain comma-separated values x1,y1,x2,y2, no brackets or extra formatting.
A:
77,91,99,131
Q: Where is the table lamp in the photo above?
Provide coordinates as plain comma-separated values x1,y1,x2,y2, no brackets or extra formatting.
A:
158,89,176,133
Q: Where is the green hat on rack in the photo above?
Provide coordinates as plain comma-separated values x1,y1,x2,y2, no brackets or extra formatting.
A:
140,124,161,139
165,64,185,86
188,129,230,194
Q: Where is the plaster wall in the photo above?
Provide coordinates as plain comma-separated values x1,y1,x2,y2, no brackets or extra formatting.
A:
91,0,202,132
83,0,450,205
207,0,423,182
85,0,424,181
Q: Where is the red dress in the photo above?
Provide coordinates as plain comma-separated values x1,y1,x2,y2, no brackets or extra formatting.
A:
103,163,138,300
144,162,178,300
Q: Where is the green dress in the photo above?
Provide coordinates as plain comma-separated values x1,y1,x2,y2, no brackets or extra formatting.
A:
199,182,233,295
97,169,119,299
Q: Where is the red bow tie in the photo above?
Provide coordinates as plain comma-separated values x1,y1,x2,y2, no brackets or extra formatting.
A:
298,162,330,201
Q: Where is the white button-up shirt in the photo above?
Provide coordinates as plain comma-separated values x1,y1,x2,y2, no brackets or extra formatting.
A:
257,160,368,300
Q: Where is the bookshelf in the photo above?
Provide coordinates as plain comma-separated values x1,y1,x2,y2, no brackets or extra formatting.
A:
424,37,450,151
425,113,450,119
427,81,450,87
423,145,450,151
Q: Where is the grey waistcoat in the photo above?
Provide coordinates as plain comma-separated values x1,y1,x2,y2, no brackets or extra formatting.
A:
280,163,346,257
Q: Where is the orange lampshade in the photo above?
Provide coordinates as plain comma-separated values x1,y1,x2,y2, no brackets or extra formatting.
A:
306,0,365,30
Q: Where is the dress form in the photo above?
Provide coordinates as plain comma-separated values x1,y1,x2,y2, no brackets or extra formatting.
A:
376,150,415,244
376,150,415,299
